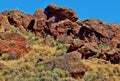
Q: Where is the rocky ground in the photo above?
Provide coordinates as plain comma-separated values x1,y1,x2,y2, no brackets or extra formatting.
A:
0,4,119,81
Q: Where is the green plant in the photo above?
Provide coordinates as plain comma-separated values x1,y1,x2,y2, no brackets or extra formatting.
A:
0,53,9,60
9,26,20,33
83,71,106,81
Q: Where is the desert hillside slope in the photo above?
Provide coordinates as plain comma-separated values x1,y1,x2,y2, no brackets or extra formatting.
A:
0,4,119,81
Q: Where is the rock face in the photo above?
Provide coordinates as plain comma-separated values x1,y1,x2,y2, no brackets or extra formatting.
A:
78,19,120,47
45,4,78,22
0,14,11,30
0,33,30,57
49,19,80,39
36,51,90,78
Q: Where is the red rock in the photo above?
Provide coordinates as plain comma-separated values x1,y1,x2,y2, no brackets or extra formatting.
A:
45,4,78,22
0,32,30,57
78,19,120,47
2,10,34,30
36,51,91,79
34,9,47,19
67,39,84,53
33,18,49,37
0,14,11,30
105,49,120,64
50,19,80,39
77,42,98,59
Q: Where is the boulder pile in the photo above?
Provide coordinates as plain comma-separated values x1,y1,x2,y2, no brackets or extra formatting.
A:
0,4,120,63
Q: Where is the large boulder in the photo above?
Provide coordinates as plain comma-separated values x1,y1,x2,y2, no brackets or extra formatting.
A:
36,51,91,78
0,32,30,57
45,4,78,22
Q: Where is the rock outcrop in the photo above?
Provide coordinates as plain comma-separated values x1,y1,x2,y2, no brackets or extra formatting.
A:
45,4,78,22
0,33,30,57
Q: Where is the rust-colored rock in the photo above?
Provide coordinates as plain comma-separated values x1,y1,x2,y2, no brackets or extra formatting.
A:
105,49,120,64
77,42,98,59
0,32,30,57
78,19,120,47
2,10,34,30
34,9,47,20
33,9,49,37
33,18,49,37
0,14,11,30
36,51,90,79
67,39,84,53
45,4,78,22
50,19,80,39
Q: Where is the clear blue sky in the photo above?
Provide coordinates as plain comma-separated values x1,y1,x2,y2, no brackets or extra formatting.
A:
0,0,120,24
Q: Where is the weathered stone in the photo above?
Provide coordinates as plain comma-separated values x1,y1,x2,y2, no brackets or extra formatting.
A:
2,10,34,30
36,51,90,78
50,19,80,39
78,19,120,47
34,9,47,20
77,42,98,59
0,32,30,57
67,39,84,53
45,4,78,22
0,14,11,30
105,49,120,64
33,18,49,37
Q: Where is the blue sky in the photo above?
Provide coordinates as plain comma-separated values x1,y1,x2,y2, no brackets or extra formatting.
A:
0,0,120,24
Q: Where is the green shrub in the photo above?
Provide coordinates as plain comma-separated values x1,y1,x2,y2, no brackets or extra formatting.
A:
83,71,106,81
0,53,9,60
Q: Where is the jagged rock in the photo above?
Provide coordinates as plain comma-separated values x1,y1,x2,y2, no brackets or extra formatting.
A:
45,4,78,22
77,42,98,59
33,9,50,37
33,18,49,37
0,32,30,57
34,9,47,19
105,49,120,64
0,14,11,30
67,39,84,53
2,10,34,30
78,19,120,47
50,19,80,39
36,51,91,78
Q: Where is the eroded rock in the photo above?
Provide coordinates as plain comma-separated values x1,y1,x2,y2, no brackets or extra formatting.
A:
36,51,90,78
50,19,80,39
0,32,30,57
2,10,34,30
78,19,120,47
45,4,78,22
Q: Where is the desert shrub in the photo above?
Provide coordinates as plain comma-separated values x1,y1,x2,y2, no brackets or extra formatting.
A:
36,65,45,72
83,71,106,81
9,26,20,33
0,53,9,60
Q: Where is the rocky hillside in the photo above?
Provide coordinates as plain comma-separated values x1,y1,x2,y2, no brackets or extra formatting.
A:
0,4,120,81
